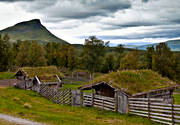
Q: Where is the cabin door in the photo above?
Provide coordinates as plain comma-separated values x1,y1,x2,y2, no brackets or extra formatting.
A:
72,90,81,106
117,91,128,114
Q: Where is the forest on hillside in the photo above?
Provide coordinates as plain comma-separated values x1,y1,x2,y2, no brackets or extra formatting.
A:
0,34,180,83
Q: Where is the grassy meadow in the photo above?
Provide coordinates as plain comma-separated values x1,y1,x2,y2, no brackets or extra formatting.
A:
0,87,160,125
174,94,180,105
0,72,15,79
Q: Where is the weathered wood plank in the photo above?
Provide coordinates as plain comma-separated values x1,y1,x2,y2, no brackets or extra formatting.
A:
129,109,148,114
129,106,148,111
150,112,172,118
150,109,172,113
94,99,114,106
94,95,114,102
173,108,180,111
174,104,180,108
150,105,172,110
174,115,180,119
94,104,114,111
130,112,148,117
151,102,172,107
94,97,115,103
151,119,172,125
129,101,148,105
174,119,180,123
94,102,114,109
129,104,148,107
129,98,164,102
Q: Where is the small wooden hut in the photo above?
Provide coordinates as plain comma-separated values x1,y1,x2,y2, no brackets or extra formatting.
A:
79,70,178,103
14,66,64,92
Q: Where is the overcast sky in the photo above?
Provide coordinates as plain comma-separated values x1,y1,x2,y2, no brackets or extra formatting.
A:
0,0,180,45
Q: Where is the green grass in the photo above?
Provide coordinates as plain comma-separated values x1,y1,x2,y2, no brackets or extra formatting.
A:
0,72,15,79
0,87,160,125
62,84,81,90
174,94,180,105
82,70,176,95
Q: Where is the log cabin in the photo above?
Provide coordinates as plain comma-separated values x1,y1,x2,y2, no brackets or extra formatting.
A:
14,66,64,92
79,70,178,103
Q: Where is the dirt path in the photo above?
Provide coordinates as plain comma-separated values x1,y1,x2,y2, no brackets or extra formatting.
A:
0,113,46,125
0,79,17,88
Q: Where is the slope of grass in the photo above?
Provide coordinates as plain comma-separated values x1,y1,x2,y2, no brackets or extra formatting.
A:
81,70,176,95
0,72,15,79
0,87,159,125
0,19,67,44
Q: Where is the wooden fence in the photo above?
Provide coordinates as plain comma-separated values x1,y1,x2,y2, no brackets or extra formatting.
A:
129,98,180,125
39,84,72,105
31,84,180,125
83,92,115,111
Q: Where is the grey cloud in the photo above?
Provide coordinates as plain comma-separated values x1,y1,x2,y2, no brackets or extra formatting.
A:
100,0,180,30
97,29,180,40
20,0,131,20
0,0,34,2
78,24,180,40
142,0,149,3
101,22,158,30
2,0,180,42
20,0,57,12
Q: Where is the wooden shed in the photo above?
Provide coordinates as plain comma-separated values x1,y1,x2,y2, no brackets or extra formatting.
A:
14,66,64,92
79,70,178,104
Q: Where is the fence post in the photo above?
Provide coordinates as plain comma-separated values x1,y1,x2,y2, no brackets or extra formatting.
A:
147,93,150,119
63,90,65,104
80,90,83,106
114,90,118,112
171,97,174,125
91,89,94,107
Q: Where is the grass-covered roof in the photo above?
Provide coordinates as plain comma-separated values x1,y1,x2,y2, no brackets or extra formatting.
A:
16,66,64,82
79,70,177,95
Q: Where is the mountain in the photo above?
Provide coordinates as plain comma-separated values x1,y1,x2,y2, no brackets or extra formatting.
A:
0,19,68,44
136,39,180,51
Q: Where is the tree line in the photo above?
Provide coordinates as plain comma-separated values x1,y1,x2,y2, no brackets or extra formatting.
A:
0,34,180,82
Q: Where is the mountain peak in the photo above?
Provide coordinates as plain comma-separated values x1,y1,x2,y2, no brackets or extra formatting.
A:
29,19,41,24
0,19,68,44
14,19,42,27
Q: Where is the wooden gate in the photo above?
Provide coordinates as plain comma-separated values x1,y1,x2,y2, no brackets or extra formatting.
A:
117,90,129,114
72,90,82,106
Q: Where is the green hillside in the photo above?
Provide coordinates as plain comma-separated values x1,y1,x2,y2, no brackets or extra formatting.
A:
0,87,159,125
0,19,68,44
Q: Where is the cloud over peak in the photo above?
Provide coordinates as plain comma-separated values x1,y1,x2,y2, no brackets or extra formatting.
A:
0,0,180,44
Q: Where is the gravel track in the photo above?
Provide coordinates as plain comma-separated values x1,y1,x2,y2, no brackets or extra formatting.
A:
0,113,46,125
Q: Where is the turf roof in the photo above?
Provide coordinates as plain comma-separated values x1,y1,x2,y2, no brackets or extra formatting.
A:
80,70,177,95
16,66,64,82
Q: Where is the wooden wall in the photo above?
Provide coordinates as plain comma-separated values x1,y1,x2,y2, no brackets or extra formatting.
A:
133,89,174,103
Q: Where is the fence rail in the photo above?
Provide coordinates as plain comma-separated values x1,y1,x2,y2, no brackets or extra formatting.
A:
129,98,180,125
83,92,115,111
39,84,72,105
